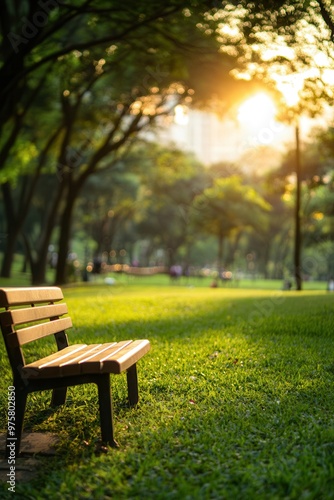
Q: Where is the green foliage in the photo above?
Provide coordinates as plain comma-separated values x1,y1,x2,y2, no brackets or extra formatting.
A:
218,1,334,118
193,175,271,237
2,0,334,285
0,0,245,284
0,285,333,498
0,142,38,184
130,145,207,264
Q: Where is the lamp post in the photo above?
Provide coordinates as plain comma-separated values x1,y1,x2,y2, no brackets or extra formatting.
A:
276,76,304,290
294,121,302,290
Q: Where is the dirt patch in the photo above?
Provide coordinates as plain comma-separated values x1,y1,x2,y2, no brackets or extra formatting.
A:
0,433,59,483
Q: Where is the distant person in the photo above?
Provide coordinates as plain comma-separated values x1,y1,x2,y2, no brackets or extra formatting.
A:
170,265,182,281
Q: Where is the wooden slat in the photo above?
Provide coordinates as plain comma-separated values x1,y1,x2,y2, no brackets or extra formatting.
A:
79,340,133,374
102,339,151,373
0,287,63,308
21,340,150,378
22,344,88,378
0,303,68,327
12,317,72,346
36,343,117,377
75,342,118,364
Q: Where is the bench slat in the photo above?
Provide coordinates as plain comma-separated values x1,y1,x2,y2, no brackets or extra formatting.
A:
22,344,88,378
75,342,119,364
0,303,68,327
30,343,118,377
79,340,133,374
11,317,73,346
56,343,117,376
102,339,151,373
0,287,64,307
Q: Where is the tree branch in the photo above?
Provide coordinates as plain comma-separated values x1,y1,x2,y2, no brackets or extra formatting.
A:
317,0,334,41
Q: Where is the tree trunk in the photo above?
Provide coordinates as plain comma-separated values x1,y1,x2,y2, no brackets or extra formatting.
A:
29,181,67,285
1,230,18,278
30,241,52,285
294,123,303,290
217,228,224,277
1,183,17,278
0,127,60,279
55,187,79,285
167,247,176,268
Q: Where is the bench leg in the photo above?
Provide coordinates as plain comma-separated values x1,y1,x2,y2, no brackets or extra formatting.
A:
51,387,67,407
97,374,118,447
127,364,139,407
6,390,27,459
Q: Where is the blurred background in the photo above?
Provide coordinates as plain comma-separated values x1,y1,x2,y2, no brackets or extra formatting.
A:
1,0,334,290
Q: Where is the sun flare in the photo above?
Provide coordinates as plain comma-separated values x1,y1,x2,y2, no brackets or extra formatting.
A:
237,92,277,127
174,104,189,125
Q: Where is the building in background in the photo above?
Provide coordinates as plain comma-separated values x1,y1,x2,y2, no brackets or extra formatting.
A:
157,105,294,171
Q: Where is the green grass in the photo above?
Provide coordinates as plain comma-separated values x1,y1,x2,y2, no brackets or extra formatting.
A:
74,271,329,291
1,285,334,499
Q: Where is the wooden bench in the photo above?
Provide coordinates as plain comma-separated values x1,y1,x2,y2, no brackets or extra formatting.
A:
0,286,150,457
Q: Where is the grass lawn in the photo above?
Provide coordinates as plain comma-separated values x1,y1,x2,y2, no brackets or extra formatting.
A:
0,283,334,499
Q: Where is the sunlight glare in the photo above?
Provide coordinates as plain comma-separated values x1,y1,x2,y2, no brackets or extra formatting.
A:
274,75,304,107
174,104,189,125
237,92,277,127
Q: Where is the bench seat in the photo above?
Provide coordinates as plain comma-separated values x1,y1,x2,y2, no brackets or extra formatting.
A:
22,339,151,378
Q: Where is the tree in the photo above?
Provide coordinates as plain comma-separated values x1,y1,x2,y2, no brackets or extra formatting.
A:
0,71,64,279
135,145,206,267
5,1,334,284
0,2,213,128
248,177,292,279
216,0,334,288
218,0,334,104
192,175,271,276
1,1,249,284
75,168,140,261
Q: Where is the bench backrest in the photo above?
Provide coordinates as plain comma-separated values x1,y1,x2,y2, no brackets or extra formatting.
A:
0,287,71,381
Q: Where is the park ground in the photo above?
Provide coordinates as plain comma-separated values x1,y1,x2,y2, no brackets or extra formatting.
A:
0,276,333,499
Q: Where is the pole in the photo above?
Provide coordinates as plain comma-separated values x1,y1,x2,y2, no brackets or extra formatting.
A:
294,122,302,290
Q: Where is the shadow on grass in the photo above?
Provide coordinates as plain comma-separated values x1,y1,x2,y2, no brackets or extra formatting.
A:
8,360,334,498
66,289,334,343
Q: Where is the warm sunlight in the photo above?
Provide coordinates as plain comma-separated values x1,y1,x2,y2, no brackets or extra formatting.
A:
174,104,189,125
273,74,304,107
237,92,277,127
